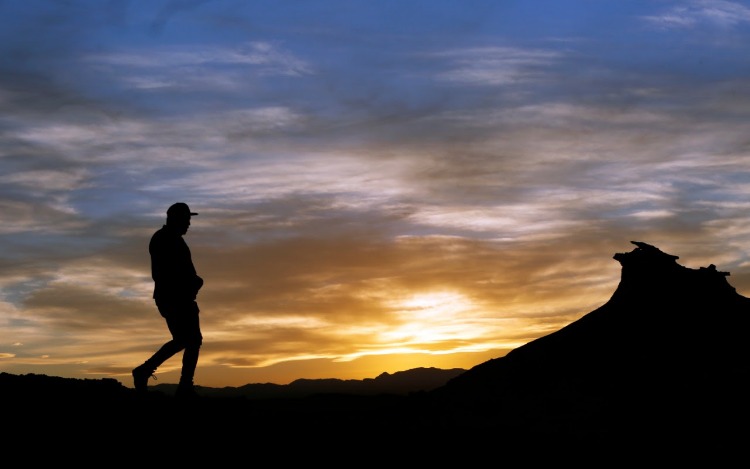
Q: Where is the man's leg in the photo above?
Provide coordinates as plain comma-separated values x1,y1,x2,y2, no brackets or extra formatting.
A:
175,302,202,399
133,300,189,392
133,340,183,392
175,344,200,398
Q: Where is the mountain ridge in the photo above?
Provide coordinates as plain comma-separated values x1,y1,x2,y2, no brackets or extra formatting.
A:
0,365,466,400
154,366,467,398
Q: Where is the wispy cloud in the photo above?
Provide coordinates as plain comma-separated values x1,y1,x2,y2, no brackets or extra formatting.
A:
643,0,750,29
433,46,562,86
87,41,311,72
84,41,312,92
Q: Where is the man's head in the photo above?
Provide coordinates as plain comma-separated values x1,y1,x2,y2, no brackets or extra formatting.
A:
166,202,198,234
167,202,198,218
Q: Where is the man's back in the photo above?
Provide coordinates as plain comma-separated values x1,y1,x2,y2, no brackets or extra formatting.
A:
149,224,199,303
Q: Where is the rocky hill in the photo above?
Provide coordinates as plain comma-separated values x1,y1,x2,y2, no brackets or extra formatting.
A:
428,241,750,438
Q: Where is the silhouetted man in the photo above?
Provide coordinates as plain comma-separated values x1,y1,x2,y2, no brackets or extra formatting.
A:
132,202,204,399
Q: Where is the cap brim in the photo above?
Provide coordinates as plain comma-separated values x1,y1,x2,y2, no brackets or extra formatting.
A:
190,212,199,216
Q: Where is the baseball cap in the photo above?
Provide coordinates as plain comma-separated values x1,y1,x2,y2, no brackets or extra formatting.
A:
167,202,199,218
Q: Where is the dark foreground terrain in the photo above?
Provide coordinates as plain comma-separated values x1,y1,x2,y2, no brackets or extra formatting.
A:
5,242,750,462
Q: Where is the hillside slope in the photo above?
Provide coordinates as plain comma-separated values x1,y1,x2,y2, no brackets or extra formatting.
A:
429,241,750,436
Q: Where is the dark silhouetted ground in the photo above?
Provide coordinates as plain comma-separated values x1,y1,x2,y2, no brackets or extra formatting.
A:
4,242,750,463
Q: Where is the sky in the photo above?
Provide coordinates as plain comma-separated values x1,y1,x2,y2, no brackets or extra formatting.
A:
2,0,750,389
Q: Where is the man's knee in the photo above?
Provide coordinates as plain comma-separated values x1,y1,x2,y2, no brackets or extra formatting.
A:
187,335,202,349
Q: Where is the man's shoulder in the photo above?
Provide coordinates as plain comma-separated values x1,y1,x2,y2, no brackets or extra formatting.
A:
149,225,176,245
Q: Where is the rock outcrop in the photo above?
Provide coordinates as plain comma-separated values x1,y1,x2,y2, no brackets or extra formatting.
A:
430,241,750,436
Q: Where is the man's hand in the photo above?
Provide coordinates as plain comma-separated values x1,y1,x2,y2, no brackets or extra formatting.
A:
193,275,204,297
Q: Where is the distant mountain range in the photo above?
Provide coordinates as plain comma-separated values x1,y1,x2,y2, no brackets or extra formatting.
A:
5,241,750,459
154,366,467,398
0,366,466,400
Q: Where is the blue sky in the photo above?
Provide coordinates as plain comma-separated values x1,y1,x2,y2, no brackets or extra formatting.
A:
2,0,750,388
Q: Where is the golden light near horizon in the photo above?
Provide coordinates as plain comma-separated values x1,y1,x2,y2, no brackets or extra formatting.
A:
384,291,485,346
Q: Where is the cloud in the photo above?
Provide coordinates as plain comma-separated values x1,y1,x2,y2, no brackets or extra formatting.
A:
100,41,305,70
83,41,312,93
643,0,750,29
433,46,562,86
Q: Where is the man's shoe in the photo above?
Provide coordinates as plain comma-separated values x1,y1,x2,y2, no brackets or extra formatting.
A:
132,365,156,393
